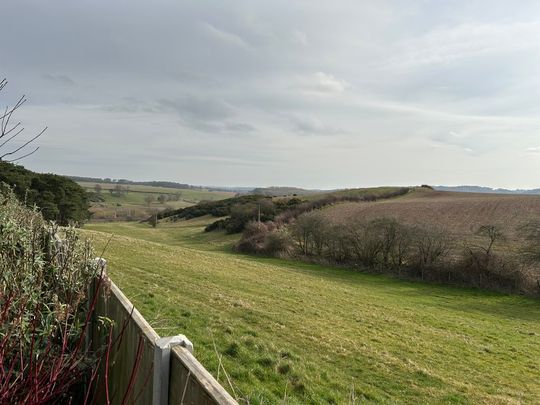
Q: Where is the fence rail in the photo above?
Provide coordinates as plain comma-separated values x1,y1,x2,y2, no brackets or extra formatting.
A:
90,265,237,405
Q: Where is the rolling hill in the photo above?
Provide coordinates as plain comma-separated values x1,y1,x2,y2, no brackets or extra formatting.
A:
83,217,540,404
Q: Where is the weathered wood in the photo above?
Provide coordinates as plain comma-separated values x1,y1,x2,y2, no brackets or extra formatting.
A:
92,274,237,405
169,346,238,404
92,278,159,405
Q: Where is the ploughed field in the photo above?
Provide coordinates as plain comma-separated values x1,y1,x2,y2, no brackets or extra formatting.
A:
84,217,540,404
322,189,540,251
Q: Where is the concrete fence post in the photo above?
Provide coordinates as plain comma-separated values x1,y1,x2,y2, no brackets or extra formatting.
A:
153,335,194,405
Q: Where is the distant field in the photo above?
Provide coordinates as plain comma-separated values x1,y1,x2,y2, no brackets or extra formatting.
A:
302,186,409,201
84,218,540,404
322,188,540,252
78,181,235,221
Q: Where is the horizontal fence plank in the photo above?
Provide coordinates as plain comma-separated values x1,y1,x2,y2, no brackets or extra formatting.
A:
169,346,238,404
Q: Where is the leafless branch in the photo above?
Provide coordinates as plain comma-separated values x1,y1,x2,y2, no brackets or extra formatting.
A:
6,146,40,163
0,78,46,162
0,127,47,160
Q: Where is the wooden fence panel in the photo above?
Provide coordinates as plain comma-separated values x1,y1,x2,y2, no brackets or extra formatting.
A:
91,274,237,405
92,278,159,405
169,346,237,404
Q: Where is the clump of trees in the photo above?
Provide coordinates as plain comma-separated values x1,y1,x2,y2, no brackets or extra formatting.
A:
0,161,90,225
237,210,539,295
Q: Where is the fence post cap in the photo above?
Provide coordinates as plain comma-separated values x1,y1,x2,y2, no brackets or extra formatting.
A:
156,334,193,354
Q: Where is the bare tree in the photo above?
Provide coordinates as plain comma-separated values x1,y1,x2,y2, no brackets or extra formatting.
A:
144,194,155,206
410,225,451,280
464,225,506,268
157,194,167,204
519,220,540,262
0,79,46,162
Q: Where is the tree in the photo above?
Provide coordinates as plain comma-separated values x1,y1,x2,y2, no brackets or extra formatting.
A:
0,161,90,225
0,79,46,162
157,194,167,204
144,194,155,206
94,183,102,194
410,225,450,279
519,220,540,262
475,225,505,259
149,211,158,228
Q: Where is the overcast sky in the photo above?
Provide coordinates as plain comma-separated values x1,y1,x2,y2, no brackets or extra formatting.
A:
2,0,540,189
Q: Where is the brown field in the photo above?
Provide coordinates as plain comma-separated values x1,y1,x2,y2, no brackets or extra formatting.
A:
322,188,540,251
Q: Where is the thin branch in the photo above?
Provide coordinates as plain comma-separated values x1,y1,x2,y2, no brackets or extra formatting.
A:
0,80,44,162
0,127,47,160
0,127,24,149
5,146,40,163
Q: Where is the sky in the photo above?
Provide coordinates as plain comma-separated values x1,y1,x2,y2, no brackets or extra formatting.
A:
1,0,540,189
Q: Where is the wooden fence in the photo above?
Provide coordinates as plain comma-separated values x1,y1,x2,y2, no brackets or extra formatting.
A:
90,264,237,405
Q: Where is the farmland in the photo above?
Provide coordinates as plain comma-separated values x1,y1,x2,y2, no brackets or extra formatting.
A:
77,181,235,221
321,188,540,251
84,214,540,404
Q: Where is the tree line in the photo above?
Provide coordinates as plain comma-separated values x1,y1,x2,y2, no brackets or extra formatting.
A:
237,210,540,296
0,161,89,225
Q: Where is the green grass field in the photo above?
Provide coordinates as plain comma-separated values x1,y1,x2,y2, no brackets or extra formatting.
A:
83,219,540,404
78,181,235,221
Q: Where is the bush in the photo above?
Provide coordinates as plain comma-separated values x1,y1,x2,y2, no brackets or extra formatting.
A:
235,221,270,253
0,185,100,402
263,229,293,256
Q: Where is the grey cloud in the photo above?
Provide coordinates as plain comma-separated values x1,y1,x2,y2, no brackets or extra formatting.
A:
202,22,252,50
224,122,256,133
42,74,75,86
157,97,233,122
2,0,540,188
289,115,345,136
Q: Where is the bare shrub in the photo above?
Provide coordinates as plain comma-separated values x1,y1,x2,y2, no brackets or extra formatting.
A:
263,229,293,256
409,225,451,280
235,221,270,253
324,223,354,263
519,220,540,263
291,211,327,256
347,219,383,268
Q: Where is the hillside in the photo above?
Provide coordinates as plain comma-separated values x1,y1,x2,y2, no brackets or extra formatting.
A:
157,186,411,233
252,186,324,196
78,180,235,221
435,185,540,195
321,188,540,244
84,219,540,404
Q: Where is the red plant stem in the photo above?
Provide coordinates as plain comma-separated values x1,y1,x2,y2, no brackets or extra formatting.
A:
104,324,114,405
83,357,102,405
120,336,144,405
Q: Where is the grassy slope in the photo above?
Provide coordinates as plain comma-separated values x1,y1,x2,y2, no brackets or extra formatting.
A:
84,218,540,404
79,181,235,221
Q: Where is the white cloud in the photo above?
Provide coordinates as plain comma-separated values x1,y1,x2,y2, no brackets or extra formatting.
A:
202,22,251,50
527,146,540,154
388,22,540,69
296,72,350,94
